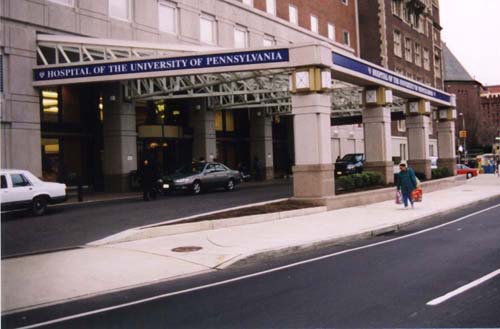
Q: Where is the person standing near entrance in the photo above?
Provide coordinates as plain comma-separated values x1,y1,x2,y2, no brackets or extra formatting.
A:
397,161,417,209
141,153,157,201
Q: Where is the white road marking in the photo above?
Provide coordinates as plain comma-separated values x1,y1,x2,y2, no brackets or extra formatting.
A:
15,203,500,329
426,268,500,306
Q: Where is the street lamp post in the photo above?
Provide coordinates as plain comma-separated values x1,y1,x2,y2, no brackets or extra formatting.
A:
459,112,466,164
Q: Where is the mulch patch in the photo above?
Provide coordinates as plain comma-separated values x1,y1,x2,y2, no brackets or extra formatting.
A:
162,200,319,226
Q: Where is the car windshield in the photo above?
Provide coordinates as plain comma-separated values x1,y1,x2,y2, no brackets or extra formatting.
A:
176,163,206,174
341,154,362,162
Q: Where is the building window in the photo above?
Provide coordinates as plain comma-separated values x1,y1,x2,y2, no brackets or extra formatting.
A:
289,5,298,25
414,43,422,67
392,0,402,17
343,31,350,46
158,1,177,34
41,89,60,123
266,0,276,15
310,15,319,33
234,25,248,48
0,54,4,95
393,30,402,57
328,23,335,40
404,37,412,62
49,0,74,7
400,143,407,161
397,120,406,132
423,47,430,70
109,0,130,21
341,0,348,5
434,52,441,78
200,14,216,44
429,144,435,156
263,34,275,47
242,0,253,6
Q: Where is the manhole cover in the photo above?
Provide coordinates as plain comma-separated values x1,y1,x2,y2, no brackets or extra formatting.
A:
172,246,202,253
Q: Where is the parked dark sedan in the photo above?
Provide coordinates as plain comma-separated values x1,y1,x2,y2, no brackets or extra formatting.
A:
162,162,241,195
335,153,365,176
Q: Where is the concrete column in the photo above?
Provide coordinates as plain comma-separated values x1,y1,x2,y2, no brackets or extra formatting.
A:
406,115,431,179
362,106,394,184
437,119,457,175
102,84,138,192
292,93,334,198
191,100,216,162
250,110,274,180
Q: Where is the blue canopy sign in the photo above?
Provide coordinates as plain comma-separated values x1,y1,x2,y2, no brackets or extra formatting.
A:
332,52,451,103
34,49,289,82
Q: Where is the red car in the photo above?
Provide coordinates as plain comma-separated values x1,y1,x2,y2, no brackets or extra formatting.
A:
456,164,478,179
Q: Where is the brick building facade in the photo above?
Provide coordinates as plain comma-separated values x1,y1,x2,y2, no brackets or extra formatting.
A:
480,86,500,147
442,43,483,151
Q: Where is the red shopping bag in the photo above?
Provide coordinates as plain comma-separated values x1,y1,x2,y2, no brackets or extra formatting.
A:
411,188,423,202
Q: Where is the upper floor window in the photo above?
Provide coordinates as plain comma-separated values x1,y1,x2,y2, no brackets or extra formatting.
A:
266,0,276,15
49,0,74,7
392,0,402,17
328,23,335,40
423,47,430,70
343,31,350,46
393,30,402,57
414,43,422,67
159,1,177,34
200,14,217,44
234,25,248,49
434,51,441,78
341,0,348,5
310,15,319,33
242,0,253,6
263,35,276,47
109,0,131,21
404,37,412,62
289,5,298,25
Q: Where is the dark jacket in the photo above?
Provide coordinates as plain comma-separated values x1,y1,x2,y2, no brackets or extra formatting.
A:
397,168,417,194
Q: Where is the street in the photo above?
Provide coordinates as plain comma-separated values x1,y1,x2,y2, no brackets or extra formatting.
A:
3,197,499,328
1,182,292,258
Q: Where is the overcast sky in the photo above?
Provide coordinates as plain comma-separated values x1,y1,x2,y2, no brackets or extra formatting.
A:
440,0,500,86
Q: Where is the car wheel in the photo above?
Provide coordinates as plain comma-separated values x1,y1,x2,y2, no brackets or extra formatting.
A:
225,179,235,191
192,181,202,195
466,172,472,179
32,196,48,216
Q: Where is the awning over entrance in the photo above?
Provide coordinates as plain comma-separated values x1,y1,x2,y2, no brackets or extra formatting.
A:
33,35,453,117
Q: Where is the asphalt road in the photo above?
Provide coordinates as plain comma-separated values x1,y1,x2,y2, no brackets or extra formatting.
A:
1,182,292,258
3,197,499,328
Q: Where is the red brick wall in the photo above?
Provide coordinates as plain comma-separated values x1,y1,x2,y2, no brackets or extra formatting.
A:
246,0,358,54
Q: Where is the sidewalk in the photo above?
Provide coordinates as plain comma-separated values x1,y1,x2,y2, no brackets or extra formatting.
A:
2,175,499,314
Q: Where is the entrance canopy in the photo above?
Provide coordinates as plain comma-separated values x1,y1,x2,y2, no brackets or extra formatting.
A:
33,36,453,116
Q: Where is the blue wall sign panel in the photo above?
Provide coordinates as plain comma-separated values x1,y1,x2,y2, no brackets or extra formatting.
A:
34,49,289,82
332,52,451,103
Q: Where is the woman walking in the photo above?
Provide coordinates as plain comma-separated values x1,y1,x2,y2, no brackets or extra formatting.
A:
397,161,417,209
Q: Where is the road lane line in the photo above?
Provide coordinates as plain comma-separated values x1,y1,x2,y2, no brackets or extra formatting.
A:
426,268,500,306
14,203,500,329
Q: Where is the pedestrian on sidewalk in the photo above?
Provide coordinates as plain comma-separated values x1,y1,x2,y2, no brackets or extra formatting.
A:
140,152,158,201
397,161,417,209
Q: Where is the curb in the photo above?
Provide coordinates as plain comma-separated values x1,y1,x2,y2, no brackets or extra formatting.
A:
89,204,327,246
226,193,500,268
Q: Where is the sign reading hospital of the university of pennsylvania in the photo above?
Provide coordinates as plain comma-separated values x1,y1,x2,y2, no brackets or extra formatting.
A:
332,52,451,103
34,49,289,82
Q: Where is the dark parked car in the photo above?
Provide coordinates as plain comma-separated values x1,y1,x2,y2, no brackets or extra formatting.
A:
335,153,365,177
162,162,241,195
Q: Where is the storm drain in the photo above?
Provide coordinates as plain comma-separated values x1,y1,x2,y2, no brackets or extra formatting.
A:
171,246,203,253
